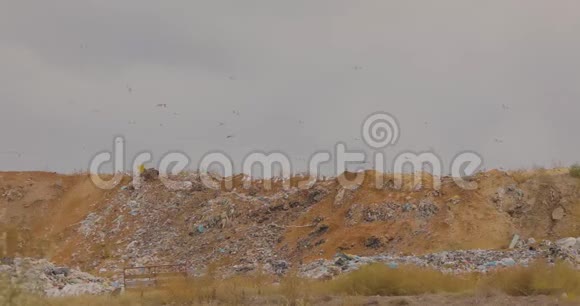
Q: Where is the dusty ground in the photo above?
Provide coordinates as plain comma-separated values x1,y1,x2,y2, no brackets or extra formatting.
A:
287,294,573,306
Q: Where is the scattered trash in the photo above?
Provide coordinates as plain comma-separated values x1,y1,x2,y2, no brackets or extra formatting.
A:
141,168,159,181
448,195,461,205
334,188,346,206
46,267,71,277
364,236,383,249
22,169,580,285
552,207,565,220
402,203,415,212
556,237,577,249
509,234,520,249
0,258,112,297
78,213,101,237
500,258,516,266
299,237,580,279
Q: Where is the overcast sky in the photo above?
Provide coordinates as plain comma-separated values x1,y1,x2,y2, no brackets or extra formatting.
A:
1,1,579,174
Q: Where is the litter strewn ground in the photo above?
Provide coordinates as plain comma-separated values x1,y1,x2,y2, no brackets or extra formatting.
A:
1,168,580,289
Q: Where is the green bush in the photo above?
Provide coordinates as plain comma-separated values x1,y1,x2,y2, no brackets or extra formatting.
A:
570,164,580,178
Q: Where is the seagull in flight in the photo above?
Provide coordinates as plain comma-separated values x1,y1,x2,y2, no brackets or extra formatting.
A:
0,151,22,158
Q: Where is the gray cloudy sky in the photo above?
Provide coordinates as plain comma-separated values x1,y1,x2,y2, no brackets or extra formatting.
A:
1,1,579,174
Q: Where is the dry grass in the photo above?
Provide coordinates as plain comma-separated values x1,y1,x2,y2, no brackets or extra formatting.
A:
570,164,580,179
510,170,533,184
480,261,580,298
2,261,580,305
326,263,476,296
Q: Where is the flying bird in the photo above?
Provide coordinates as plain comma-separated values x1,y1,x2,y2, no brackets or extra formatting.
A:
156,104,167,108
226,135,235,139
0,151,22,158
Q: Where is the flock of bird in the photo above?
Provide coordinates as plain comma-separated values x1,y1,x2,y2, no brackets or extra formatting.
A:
2,72,513,160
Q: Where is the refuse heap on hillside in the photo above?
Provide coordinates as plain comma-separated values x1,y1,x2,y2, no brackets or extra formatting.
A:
299,237,580,279
0,258,114,297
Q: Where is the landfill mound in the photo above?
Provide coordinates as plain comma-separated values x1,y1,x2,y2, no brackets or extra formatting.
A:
1,168,580,284
300,237,580,279
0,257,113,297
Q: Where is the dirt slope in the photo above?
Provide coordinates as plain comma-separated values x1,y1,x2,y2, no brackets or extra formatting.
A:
1,169,579,275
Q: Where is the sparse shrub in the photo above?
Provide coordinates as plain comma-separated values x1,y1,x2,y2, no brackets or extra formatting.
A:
327,263,475,296
280,270,311,306
510,170,531,184
570,164,580,178
0,269,44,306
480,261,580,297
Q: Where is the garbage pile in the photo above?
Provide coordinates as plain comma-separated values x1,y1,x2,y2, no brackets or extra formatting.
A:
0,258,113,297
54,169,580,283
72,172,331,282
299,237,580,279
